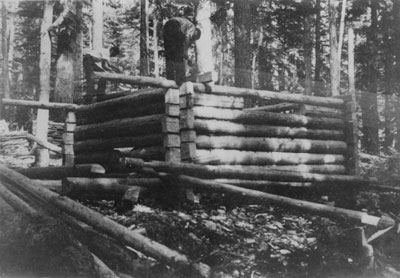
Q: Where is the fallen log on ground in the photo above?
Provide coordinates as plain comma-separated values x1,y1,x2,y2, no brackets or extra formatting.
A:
0,132,62,153
120,158,368,185
0,164,210,277
137,169,394,229
32,180,62,192
61,177,162,199
15,164,106,179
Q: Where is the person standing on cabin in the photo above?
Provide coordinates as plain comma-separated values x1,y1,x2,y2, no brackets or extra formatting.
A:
163,17,201,84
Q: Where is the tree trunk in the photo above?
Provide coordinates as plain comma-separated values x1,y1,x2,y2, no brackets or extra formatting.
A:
314,0,323,95
140,0,149,76
195,0,214,77
234,0,252,88
1,1,9,100
329,0,339,96
360,0,379,154
303,0,313,95
7,2,16,92
92,0,103,52
337,0,347,84
36,0,53,167
153,16,159,78
72,0,83,102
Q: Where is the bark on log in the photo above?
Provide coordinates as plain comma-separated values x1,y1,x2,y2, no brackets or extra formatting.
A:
15,164,106,179
61,177,162,199
92,72,344,108
180,93,244,109
304,105,343,118
194,119,344,140
245,103,300,113
195,149,345,165
77,102,165,125
32,180,62,192
75,151,122,165
76,88,165,118
169,174,394,228
74,114,163,141
193,107,344,130
0,164,210,277
74,134,163,153
91,254,120,278
2,98,78,110
120,158,369,184
211,179,315,190
196,135,347,154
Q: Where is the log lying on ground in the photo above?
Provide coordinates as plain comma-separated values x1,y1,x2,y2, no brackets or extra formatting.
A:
0,179,144,278
164,174,394,229
62,177,162,199
74,134,163,153
93,72,344,108
77,102,165,125
120,158,370,185
0,164,210,277
196,135,347,154
195,149,346,165
211,179,315,190
194,119,345,140
75,114,164,141
1,132,62,153
32,180,62,192
15,164,106,179
193,107,344,130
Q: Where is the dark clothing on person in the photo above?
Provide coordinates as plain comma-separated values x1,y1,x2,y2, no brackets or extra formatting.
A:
163,17,200,84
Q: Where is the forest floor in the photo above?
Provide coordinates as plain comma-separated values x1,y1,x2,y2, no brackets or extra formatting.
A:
1,142,400,278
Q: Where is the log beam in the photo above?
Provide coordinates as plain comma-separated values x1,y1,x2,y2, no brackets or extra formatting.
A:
15,164,106,179
2,98,78,110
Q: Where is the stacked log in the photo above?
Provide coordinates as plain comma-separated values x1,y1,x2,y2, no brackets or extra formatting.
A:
74,88,169,167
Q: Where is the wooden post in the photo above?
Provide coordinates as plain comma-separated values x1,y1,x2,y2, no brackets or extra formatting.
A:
179,82,197,162
163,88,181,162
63,111,76,166
179,82,199,202
343,95,359,175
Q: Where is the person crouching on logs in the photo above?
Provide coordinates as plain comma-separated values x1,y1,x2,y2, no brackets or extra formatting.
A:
163,17,201,85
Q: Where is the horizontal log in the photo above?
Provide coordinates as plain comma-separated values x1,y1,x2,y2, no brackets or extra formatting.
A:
245,103,300,113
93,72,344,108
180,93,244,109
75,151,122,165
196,135,347,154
211,179,314,190
74,134,163,153
15,164,106,179
0,164,210,277
75,114,164,141
120,158,368,184
62,177,162,199
304,105,344,118
194,119,344,140
190,164,347,174
119,146,165,161
77,88,165,115
32,180,62,192
2,98,78,110
77,102,165,125
193,107,344,130
195,149,345,165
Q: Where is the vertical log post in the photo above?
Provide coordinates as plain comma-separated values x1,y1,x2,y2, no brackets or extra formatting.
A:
163,88,181,162
179,82,199,202
179,82,197,162
343,95,359,176
63,111,76,166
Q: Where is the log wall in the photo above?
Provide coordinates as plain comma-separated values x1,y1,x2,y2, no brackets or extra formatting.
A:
75,73,358,188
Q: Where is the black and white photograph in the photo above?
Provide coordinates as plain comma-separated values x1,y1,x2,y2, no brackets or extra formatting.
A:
1,0,400,277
